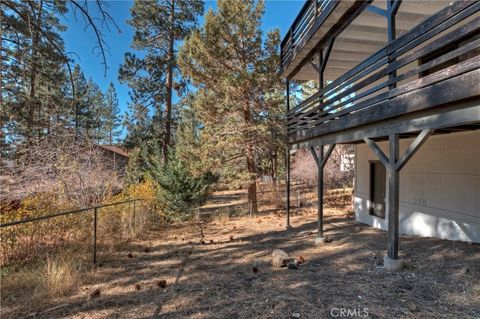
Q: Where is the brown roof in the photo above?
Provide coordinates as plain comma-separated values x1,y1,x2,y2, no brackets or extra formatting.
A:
97,145,129,158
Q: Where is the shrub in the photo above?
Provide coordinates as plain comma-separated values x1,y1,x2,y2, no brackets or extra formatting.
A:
148,153,217,221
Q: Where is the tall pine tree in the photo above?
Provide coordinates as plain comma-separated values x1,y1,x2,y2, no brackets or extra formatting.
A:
101,82,122,144
1,0,69,149
179,0,283,216
119,0,203,162
1,0,120,156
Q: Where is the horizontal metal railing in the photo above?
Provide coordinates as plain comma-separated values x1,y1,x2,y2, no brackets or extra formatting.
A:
1,198,142,264
287,1,480,144
0,199,140,227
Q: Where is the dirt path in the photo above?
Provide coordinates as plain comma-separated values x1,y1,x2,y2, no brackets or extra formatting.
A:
6,204,478,319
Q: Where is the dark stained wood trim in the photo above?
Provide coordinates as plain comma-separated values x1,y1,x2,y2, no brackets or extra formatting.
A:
289,37,480,131
285,1,370,80
287,1,478,116
366,5,388,17
289,61,480,143
386,134,399,260
289,102,480,150
394,129,434,172
364,138,390,168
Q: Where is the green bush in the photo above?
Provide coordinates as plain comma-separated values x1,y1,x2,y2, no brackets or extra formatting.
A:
148,152,217,221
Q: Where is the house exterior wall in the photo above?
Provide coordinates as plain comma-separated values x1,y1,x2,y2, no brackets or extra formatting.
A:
354,130,480,243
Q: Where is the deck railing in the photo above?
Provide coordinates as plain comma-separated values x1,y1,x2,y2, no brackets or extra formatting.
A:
287,1,480,144
280,0,334,70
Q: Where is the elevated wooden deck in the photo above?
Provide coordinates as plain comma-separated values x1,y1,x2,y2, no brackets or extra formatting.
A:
283,1,480,148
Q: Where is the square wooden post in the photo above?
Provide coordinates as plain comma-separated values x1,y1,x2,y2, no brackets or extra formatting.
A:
285,80,292,230
317,145,325,240
386,134,400,260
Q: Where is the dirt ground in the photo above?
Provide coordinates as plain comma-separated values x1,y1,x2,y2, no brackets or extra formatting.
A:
2,190,480,319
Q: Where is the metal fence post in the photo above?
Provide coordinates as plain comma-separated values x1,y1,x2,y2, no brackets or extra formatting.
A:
93,207,98,264
133,200,136,233
297,188,301,208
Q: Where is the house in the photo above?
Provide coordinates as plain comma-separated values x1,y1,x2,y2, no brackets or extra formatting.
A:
96,145,129,174
281,0,479,271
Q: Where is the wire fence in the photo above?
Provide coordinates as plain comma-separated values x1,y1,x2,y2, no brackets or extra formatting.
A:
0,184,352,312
199,182,353,219
0,198,157,307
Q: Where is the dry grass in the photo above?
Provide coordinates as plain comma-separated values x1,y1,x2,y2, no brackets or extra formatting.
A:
43,257,83,299
1,190,479,319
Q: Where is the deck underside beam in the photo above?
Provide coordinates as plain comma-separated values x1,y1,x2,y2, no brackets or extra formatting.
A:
289,102,480,150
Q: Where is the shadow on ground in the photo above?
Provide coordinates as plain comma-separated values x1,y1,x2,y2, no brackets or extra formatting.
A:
3,204,479,319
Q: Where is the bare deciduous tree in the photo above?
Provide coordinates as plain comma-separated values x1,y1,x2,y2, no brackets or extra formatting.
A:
291,145,355,189
1,129,122,208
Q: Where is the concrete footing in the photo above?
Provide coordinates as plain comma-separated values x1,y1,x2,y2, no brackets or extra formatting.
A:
383,256,404,272
314,236,327,244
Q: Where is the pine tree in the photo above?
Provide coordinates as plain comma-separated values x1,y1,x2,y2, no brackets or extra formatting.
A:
148,151,217,221
179,0,283,216
123,102,152,149
119,0,203,162
1,0,120,157
1,0,69,148
101,83,122,144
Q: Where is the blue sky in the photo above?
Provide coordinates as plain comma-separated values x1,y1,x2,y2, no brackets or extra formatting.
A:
61,0,304,118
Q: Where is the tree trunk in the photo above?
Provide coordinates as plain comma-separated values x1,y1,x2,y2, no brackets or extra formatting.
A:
27,0,43,139
163,0,175,163
244,100,257,216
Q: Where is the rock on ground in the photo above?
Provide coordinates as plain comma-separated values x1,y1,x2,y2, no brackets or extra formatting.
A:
272,249,289,268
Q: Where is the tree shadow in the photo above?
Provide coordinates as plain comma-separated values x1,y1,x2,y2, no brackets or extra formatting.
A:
4,211,479,319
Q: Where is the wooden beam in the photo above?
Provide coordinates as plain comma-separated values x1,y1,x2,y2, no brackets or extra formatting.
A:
285,80,291,229
317,145,325,238
284,1,370,80
309,146,319,164
321,37,335,74
366,5,388,17
289,66,480,143
352,11,412,31
363,137,389,168
386,134,400,260
394,129,434,172
387,0,398,90
290,104,480,150
391,0,402,16
282,0,473,80
309,144,336,239
321,144,336,169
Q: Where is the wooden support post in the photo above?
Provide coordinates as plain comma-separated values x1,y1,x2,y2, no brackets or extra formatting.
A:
285,80,291,230
387,0,401,90
318,48,324,89
317,38,335,90
386,134,399,259
317,145,325,239
309,144,336,242
364,129,433,268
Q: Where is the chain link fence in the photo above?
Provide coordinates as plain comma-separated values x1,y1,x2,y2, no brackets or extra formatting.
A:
0,199,156,308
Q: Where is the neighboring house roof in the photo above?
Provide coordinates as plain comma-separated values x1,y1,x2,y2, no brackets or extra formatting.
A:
97,145,129,158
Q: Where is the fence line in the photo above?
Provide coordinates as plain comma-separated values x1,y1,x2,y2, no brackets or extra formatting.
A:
1,198,142,265
0,198,140,228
